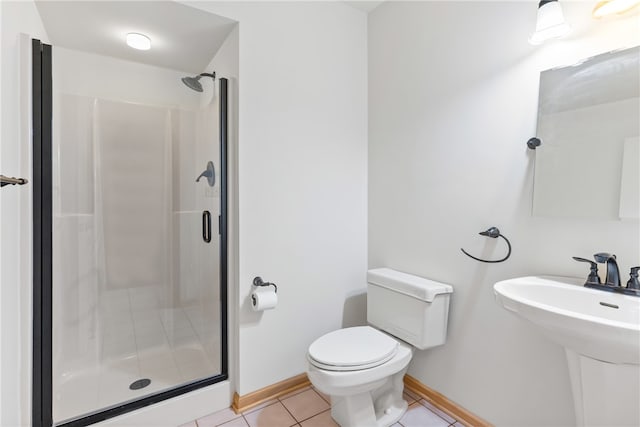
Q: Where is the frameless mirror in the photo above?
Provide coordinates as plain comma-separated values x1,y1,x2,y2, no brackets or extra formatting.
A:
532,46,640,220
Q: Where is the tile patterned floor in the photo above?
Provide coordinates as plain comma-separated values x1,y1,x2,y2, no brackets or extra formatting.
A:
181,386,464,427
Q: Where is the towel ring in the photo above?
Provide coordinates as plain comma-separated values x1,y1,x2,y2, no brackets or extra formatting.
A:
461,227,512,263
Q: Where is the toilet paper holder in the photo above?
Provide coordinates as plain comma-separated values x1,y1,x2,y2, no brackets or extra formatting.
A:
253,276,278,293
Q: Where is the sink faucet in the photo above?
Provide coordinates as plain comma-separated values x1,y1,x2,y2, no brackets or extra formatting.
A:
594,253,621,287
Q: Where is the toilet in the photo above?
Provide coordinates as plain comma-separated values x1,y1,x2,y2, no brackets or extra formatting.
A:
307,268,453,427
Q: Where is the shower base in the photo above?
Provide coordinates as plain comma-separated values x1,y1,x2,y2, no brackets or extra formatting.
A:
53,294,220,424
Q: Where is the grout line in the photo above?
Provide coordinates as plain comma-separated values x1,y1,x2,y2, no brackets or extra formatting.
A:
293,408,331,425
416,399,459,425
278,399,300,424
430,409,454,425
312,387,330,405
281,389,330,424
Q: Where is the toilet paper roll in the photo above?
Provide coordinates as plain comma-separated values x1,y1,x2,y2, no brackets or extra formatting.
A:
251,289,278,311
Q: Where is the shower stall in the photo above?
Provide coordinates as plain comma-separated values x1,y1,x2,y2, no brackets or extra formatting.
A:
31,14,231,425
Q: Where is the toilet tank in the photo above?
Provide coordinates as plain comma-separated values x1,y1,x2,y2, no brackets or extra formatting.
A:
367,268,453,350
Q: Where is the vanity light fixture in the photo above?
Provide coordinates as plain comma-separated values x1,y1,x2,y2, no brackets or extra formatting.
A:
529,0,571,45
126,32,151,50
593,0,640,17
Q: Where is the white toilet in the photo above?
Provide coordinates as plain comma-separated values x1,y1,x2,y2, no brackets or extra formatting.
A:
307,268,453,427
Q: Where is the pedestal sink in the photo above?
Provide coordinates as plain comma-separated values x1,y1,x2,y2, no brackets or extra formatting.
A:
494,276,640,427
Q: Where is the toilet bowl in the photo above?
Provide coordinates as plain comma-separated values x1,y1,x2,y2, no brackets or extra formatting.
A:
308,326,413,427
307,268,453,427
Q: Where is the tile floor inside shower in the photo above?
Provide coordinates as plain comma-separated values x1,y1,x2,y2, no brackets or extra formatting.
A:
54,286,220,423
182,387,464,427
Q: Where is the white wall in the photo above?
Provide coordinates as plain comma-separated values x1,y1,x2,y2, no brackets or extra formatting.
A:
184,1,368,395
368,2,640,426
0,2,49,425
53,47,202,108
0,1,3,420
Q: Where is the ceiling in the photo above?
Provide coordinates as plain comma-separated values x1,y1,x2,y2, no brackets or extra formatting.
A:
35,1,237,74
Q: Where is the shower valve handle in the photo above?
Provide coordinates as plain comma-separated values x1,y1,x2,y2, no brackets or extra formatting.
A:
196,161,215,187
196,170,211,181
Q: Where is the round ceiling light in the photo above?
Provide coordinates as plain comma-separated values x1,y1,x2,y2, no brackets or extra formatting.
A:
126,33,151,50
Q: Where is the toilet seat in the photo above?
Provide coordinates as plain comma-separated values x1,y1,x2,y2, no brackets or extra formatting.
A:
308,326,398,372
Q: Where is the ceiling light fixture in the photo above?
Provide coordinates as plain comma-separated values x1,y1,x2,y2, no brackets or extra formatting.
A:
126,33,151,50
529,0,571,45
593,0,640,17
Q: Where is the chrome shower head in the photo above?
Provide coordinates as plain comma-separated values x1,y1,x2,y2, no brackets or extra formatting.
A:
181,71,215,92
182,76,203,92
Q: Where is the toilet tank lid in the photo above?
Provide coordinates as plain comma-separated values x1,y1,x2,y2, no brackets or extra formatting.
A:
367,268,453,302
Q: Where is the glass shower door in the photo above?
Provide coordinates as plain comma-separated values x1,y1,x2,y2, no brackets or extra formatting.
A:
40,42,227,426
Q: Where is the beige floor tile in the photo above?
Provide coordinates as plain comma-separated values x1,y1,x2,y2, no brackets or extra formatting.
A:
311,387,330,404
418,399,456,424
218,417,249,427
398,402,450,427
280,389,330,422
278,386,310,401
243,402,297,427
243,399,279,415
298,410,338,427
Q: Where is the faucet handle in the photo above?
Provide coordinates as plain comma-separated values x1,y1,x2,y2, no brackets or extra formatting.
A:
572,256,601,285
627,267,640,290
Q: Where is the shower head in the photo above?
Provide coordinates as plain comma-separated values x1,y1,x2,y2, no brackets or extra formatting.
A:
181,71,215,92
182,76,203,92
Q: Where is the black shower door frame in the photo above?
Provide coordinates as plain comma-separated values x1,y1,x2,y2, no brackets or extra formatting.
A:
32,38,229,427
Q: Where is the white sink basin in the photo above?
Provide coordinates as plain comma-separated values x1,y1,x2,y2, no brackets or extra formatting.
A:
494,276,640,364
494,276,640,426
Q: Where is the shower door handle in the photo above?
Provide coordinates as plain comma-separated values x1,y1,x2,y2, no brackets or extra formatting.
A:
202,210,211,243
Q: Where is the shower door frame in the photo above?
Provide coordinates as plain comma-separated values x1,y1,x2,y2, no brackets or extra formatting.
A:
31,39,230,427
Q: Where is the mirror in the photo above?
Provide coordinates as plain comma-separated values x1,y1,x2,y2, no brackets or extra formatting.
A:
532,46,639,220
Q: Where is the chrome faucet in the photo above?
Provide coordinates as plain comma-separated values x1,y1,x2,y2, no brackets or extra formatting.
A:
594,253,621,287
